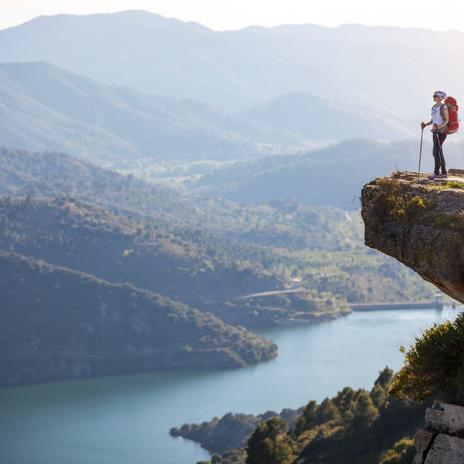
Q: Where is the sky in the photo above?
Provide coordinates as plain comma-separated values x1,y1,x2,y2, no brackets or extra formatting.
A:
1,0,464,32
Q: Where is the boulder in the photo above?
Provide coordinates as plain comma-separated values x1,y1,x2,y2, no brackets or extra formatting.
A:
425,401,464,436
413,429,435,464
424,434,464,463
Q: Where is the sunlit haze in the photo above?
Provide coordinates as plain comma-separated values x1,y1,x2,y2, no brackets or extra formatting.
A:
1,0,464,31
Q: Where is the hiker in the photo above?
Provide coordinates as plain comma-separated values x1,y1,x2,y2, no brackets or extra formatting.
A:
421,91,449,179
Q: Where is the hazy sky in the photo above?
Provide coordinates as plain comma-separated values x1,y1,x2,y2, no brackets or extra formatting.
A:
1,0,464,32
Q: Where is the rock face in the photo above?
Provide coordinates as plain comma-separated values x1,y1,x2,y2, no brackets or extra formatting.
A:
361,172,464,303
425,402,464,435
361,172,464,464
413,402,464,464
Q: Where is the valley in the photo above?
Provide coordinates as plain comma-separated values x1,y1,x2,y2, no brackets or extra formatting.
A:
1,8,463,464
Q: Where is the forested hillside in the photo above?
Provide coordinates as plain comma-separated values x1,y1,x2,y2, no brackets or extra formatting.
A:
1,146,437,308
0,250,277,387
0,146,437,314
0,196,279,313
194,139,420,208
177,368,423,464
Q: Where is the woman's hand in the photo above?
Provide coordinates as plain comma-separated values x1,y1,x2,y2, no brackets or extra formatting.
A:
421,120,432,129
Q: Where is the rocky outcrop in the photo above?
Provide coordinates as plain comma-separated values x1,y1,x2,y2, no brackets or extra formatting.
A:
413,402,464,464
361,172,464,464
361,172,464,303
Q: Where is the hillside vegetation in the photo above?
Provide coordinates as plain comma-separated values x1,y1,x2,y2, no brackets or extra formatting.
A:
179,368,423,464
0,251,277,387
0,196,280,317
194,139,420,209
0,147,437,317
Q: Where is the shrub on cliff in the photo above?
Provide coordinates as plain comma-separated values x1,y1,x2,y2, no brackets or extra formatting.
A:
390,313,464,405
373,177,429,222
379,437,415,464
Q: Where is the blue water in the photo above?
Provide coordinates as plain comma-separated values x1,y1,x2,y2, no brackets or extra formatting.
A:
0,308,458,464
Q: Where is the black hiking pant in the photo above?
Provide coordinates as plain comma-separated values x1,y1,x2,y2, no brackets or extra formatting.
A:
433,131,447,175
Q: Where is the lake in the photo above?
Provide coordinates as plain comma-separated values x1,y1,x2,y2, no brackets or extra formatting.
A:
0,308,458,464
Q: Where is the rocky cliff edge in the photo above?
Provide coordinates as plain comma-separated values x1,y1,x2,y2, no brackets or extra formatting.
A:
362,171,464,304
362,171,464,464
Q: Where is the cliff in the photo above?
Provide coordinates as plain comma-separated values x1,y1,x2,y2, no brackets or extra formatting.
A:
361,172,464,464
414,402,464,463
362,172,464,304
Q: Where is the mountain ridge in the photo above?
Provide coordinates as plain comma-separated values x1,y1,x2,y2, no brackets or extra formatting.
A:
0,61,263,165
2,10,463,115
238,92,411,141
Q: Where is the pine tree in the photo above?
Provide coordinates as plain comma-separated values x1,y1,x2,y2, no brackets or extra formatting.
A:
333,386,357,418
351,390,379,430
294,400,318,434
317,398,341,424
246,417,294,464
375,367,394,389
371,383,388,410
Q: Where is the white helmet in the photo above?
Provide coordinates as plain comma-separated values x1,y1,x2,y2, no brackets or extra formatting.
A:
434,90,447,100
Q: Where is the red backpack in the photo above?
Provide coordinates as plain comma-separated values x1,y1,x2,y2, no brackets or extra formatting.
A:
442,96,460,134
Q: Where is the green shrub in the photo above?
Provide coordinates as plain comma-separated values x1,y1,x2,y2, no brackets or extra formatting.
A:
374,179,430,222
390,313,464,404
379,437,415,464
444,180,464,189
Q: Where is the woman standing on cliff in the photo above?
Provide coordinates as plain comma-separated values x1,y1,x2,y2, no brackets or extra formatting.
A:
421,91,449,179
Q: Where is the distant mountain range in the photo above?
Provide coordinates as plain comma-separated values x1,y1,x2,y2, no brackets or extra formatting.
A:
0,146,361,249
0,61,410,166
194,139,428,208
239,93,412,141
0,61,262,164
1,10,462,120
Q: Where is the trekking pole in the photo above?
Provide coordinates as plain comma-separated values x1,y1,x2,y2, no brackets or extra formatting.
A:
418,126,424,180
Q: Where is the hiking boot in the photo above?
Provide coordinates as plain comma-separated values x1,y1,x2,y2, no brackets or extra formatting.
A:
438,173,448,179
428,173,439,180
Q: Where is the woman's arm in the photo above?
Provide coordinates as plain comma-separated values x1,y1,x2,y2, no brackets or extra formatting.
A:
421,119,433,128
437,107,449,131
